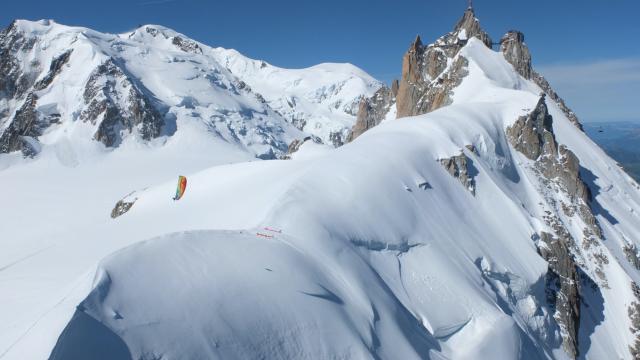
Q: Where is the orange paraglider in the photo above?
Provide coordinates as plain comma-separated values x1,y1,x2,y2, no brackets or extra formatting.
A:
173,175,187,200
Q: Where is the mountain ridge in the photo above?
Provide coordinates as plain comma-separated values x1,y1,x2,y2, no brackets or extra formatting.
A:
0,19,381,160
347,8,585,143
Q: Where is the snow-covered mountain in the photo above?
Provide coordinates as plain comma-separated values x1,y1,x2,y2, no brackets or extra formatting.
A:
211,48,382,146
2,8,640,360
0,19,380,160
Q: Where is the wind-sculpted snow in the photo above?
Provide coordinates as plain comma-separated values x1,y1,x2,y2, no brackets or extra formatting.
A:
2,19,640,360
50,230,440,359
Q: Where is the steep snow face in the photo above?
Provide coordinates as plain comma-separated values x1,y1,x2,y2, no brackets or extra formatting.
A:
4,36,640,360
0,20,378,160
212,48,383,146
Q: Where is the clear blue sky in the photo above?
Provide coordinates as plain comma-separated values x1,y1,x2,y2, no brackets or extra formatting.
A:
3,0,639,122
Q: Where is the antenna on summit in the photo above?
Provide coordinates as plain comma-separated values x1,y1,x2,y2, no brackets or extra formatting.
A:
468,0,473,9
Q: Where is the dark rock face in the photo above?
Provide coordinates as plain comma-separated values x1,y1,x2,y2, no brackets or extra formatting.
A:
328,131,345,147
508,96,614,358
629,282,640,359
0,22,39,100
0,26,47,155
172,36,202,54
0,26,75,155
111,198,136,219
280,135,321,159
498,29,584,131
554,146,591,204
348,86,395,142
453,8,493,48
500,31,532,80
395,8,487,119
394,36,424,119
508,98,600,252
507,95,590,203
538,232,581,359
439,151,475,195
0,93,40,155
624,244,640,270
33,49,73,91
390,79,399,97
80,60,164,147
507,95,554,160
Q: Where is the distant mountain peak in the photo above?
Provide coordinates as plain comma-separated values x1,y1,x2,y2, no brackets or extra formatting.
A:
452,7,492,48
0,19,380,158
349,8,585,141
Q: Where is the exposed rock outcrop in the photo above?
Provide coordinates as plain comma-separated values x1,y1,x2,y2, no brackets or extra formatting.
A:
395,8,488,119
80,59,164,147
0,25,73,156
280,135,321,159
624,244,640,270
111,198,136,219
498,29,583,131
390,79,399,97
452,8,493,49
500,31,532,80
507,95,590,203
0,21,39,100
394,35,425,119
629,282,640,359
33,49,73,91
538,232,581,358
348,8,490,139
0,93,40,155
172,36,202,54
328,131,345,147
348,85,395,142
509,96,603,251
507,95,554,160
439,151,476,195
508,95,615,358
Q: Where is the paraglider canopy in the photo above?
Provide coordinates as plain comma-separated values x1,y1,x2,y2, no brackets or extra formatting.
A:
173,175,187,200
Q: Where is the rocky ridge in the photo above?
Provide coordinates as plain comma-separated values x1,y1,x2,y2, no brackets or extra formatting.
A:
345,6,620,357
347,7,488,142
394,8,487,119
347,84,396,142
499,30,584,130
350,9,585,141
507,95,611,358
80,59,165,147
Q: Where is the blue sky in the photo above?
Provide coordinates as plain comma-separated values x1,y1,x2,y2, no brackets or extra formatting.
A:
3,0,639,122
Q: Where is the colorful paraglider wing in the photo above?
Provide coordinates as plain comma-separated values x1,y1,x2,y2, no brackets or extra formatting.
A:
173,175,187,200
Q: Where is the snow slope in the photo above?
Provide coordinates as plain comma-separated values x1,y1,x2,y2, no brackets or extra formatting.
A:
3,37,640,359
212,48,383,145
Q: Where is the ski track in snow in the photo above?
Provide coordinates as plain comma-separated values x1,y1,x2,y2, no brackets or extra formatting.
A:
0,245,55,273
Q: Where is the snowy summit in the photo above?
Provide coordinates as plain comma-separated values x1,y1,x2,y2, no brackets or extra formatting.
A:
1,6,640,360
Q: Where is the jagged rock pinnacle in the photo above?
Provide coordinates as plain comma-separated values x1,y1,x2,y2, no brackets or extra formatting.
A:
411,35,422,50
500,30,532,79
453,7,492,48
